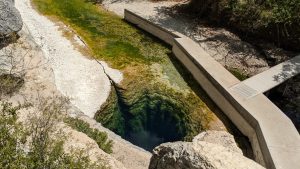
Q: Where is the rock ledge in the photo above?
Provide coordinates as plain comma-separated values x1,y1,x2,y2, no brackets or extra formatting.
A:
149,131,264,169
0,0,23,37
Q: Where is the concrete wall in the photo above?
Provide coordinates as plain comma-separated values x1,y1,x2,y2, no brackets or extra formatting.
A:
124,9,300,169
173,38,300,169
172,38,266,165
124,9,184,46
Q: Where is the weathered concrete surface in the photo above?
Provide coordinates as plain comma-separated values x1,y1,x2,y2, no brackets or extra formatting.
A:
229,93,300,169
124,9,300,169
232,55,300,95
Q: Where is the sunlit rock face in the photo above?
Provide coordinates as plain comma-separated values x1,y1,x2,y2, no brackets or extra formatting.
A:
149,131,264,169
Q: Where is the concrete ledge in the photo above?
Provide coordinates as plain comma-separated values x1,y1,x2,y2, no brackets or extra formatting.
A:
172,38,265,165
233,55,300,95
173,37,300,168
124,9,300,169
124,9,184,45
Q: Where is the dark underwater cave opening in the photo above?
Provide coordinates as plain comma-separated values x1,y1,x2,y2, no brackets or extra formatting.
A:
114,88,188,151
95,78,190,151
95,54,254,156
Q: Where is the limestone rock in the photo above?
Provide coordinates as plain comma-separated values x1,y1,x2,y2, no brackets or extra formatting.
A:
0,0,23,37
149,131,264,169
193,130,243,154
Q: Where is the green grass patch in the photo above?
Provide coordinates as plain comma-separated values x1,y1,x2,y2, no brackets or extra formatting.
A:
32,0,170,69
64,117,113,154
228,68,249,81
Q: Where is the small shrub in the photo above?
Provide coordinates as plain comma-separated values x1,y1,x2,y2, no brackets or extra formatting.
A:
64,117,113,154
228,68,249,81
0,102,26,168
0,100,107,169
0,74,24,96
188,0,300,51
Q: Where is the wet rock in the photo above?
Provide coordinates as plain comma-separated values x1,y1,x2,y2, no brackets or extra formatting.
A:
0,0,23,37
149,131,264,169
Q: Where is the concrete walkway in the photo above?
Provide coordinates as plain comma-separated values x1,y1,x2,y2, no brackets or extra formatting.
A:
230,55,300,98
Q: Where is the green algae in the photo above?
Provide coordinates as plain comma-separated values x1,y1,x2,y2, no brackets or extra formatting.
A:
32,0,168,69
95,62,214,150
33,0,221,150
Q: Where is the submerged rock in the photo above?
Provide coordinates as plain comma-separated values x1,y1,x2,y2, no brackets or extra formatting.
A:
0,0,23,37
149,131,264,169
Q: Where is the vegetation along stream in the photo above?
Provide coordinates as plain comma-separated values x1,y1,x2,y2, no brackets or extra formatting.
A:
33,0,242,151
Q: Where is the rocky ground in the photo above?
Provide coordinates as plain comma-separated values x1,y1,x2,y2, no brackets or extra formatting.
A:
16,0,123,118
0,26,126,168
1,0,151,169
0,0,274,168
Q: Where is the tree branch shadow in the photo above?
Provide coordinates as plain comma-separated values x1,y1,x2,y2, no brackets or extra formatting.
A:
273,55,300,82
